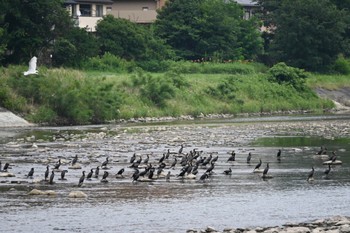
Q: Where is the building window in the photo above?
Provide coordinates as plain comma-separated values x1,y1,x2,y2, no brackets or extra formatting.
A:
96,5,103,17
80,4,92,16
244,9,251,20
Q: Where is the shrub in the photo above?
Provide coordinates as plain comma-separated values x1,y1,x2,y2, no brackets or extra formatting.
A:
130,70,180,107
206,77,238,100
82,53,135,72
331,55,350,75
29,106,57,124
136,60,173,72
268,62,308,91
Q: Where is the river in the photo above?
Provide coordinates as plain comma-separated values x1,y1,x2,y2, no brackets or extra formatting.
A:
0,114,349,232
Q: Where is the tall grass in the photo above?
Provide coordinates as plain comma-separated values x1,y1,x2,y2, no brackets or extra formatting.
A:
306,74,350,90
0,63,338,125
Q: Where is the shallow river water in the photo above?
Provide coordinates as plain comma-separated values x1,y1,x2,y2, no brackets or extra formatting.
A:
0,114,350,232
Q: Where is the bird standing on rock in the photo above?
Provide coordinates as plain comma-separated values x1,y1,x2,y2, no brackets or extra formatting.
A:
307,167,315,182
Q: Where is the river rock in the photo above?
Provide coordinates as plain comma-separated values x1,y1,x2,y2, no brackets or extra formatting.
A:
68,164,82,169
68,191,87,198
280,226,310,233
340,224,350,233
0,172,15,177
323,160,342,165
28,189,57,195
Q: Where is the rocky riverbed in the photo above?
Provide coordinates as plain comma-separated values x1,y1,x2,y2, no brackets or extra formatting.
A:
187,216,350,233
0,115,350,233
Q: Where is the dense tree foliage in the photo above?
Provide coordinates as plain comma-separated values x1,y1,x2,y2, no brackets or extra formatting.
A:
53,27,99,67
96,15,173,61
0,0,73,65
154,0,263,61
257,0,349,71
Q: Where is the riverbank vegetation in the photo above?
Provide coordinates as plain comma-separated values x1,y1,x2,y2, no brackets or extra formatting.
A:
0,62,342,125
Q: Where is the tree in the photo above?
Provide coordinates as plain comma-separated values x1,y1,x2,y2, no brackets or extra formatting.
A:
53,27,99,67
1,0,73,65
96,15,173,61
154,0,263,61
257,0,348,71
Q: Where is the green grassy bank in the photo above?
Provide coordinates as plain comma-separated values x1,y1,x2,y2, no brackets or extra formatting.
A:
1,62,347,125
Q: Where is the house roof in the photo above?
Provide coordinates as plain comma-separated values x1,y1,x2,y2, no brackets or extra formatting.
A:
235,0,257,7
75,0,113,4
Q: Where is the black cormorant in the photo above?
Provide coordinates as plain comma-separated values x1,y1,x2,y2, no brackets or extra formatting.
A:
224,167,232,175
227,151,236,162
27,168,34,178
102,157,109,168
86,169,93,180
54,159,61,170
60,170,68,180
130,153,136,164
262,163,269,177
166,171,171,181
324,164,331,176
199,173,209,181
72,154,78,166
78,171,85,187
254,159,262,170
116,168,125,178
277,149,281,161
178,145,184,155
307,167,315,182
94,166,100,178
44,165,49,181
247,152,252,163
49,170,54,184
101,171,109,182
2,162,10,172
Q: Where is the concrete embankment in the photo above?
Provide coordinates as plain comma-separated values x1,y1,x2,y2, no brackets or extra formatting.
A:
0,107,32,127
